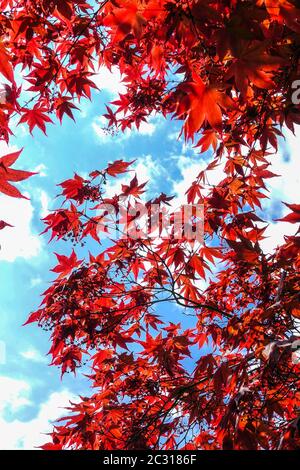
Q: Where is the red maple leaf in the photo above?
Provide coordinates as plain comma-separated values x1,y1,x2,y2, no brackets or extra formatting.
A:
276,203,300,224
0,44,14,82
0,149,36,198
18,107,54,135
51,250,82,279
0,220,13,230
106,159,135,177
176,72,234,139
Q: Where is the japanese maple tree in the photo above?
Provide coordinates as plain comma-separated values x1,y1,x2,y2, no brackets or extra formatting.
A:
0,0,299,450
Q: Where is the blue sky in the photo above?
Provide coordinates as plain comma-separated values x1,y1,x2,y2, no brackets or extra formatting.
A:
0,67,299,449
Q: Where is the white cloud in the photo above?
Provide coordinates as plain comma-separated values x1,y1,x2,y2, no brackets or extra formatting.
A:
92,113,160,143
171,156,202,205
0,377,31,413
20,347,47,364
260,127,300,253
0,141,18,157
134,154,163,184
38,189,51,218
265,128,300,204
92,115,113,142
0,194,41,262
167,130,180,141
138,120,156,136
92,66,126,97
0,142,42,262
94,156,166,241
29,277,42,288
32,164,47,177
104,155,163,199
260,221,296,254
170,128,300,255
171,154,225,209
0,375,75,449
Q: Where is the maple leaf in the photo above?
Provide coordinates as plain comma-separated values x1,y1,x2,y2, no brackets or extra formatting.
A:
0,220,13,230
106,159,135,177
276,203,300,223
55,96,79,123
121,175,147,198
18,107,54,135
39,443,63,450
51,250,82,279
257,0,281,17
176,72,234,139
103,105,117,127
0,149,36,198
0,43,14,82
62,70,98,100
92,349,114,367
23,310,41,326
226,42,286,97
226,239,260,265
53,0,74,29
103,0,146,42
185,181,203,204
291,308,300,319
130,258,145,280
150,44,165,74
189,255,206,279
195,130,218,153
58,174,86,200
280,2,300,33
